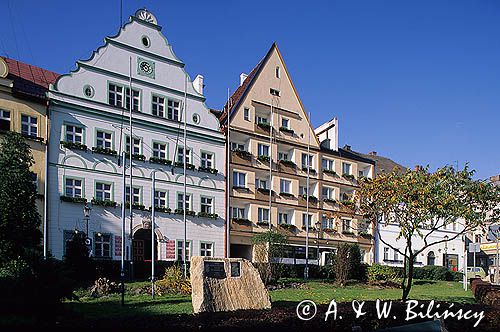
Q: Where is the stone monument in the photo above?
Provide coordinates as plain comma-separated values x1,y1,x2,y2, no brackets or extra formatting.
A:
191,256,271,313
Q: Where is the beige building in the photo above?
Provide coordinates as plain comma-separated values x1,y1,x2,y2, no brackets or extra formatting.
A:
219,44,375,265
0,57,58,251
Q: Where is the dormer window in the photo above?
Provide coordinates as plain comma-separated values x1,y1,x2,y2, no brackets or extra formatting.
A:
270,88,280,97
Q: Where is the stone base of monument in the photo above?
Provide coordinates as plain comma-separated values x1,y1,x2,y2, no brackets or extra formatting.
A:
190,256,271,313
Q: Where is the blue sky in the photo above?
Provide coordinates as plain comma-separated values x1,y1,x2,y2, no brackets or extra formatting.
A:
1,0,499,180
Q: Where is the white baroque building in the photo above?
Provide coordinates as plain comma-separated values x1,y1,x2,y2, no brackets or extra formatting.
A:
47,9,226,265
374,216,466,271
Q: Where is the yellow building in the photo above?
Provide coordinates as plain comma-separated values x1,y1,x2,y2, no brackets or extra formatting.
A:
0,57,58,253
220,44,375,265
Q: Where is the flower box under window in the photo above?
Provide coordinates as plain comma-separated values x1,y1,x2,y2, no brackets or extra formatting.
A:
302,167,317,175
278,223,296,231
342,173,355,181
323,198,336,204
125,202,146,211
279,159,296,168
323,169,337,176
174,162,195,170
23,134,44,142
233,149,252,160
60,195,87,203
302,194,318,203
149,157,172,166
359,232,372,239
197,212,219,219
198,166,218,174
257,187,274,195
322,228,337,233
257,122,271,131
342,230,354,235
61,140,87,151
340,200,354,207
257,155,270,163
256,221,269,227
232,218,252,225
131,154,146,161
280,192,295,199
279,126,294,135
91,199,117,208
174,209,196,216
301,225,317,231
151,206,171,214
232,186,249,191
92,146,118,156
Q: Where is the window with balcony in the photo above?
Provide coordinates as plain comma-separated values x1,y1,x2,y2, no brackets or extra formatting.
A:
342,162,352,175
278,152,288,161
0,109,11,131
257,143,269,157
278,212,289,224
302,213,313,228
232,171,246,188
321,186,334,200
21,115,38,137
256,116,268,124
280,179,291,193
231,142,245,151
255,178,268,190
322,158,334,171
258,208,269,223
231,207,245,219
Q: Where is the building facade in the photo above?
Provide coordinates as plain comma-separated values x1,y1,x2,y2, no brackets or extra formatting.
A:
0,57,59,251
47,10,226,264
360,152,466,271
221,44,375,265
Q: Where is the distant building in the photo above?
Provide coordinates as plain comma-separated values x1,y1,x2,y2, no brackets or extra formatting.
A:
354,151,465,271
46,9,226,267
0,57,59,253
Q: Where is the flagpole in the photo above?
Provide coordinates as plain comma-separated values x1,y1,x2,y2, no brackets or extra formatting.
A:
305,112,311,280
225,88,231,258
268,100,273,230
120,150,126,305
128,56,134,279
151,171,156,299
183,75,188,278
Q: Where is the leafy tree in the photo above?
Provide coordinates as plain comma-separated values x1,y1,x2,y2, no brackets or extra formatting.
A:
252,230,288,285
358,165,500,300
64,231,94,284
0,132,41,265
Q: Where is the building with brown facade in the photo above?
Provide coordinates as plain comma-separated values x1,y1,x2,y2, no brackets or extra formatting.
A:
219,43,375,265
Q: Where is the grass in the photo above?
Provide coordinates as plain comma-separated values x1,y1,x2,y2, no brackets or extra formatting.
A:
63,279,474,322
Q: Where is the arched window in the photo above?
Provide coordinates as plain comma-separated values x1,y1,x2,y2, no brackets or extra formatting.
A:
427,251,435,266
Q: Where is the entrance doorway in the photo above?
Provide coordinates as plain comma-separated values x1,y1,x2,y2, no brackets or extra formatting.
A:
133,228,157,262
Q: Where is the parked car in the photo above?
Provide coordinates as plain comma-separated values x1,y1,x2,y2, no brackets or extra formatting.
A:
466,267,486,280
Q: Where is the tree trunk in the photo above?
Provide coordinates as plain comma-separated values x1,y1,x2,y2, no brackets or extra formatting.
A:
402,254,415,301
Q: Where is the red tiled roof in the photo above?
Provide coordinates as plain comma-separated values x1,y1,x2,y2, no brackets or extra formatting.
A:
2,57,59,101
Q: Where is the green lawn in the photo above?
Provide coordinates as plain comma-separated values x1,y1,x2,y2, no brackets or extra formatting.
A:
64,279,474,320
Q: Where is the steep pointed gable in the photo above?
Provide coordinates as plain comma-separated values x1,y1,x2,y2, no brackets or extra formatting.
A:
223,43,320,148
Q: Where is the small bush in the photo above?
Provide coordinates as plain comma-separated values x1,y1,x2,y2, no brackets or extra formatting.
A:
413,266,456,281
156,265,191,295
368,264,401,282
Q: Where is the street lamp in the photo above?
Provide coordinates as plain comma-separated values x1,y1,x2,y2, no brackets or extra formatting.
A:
83,202,92,236
315,221,321,266
444,235,449,270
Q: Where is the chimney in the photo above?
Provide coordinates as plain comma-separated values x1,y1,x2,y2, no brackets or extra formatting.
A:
344,144,351,151
240,73,248,86
314,118,339,151
369,151,377,156
193,75,204,95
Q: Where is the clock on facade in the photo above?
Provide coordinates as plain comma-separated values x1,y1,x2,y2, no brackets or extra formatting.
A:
137,57,155,79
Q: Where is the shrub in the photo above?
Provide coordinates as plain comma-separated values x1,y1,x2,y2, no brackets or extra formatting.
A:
156,265,191,295
89,277,119,298
413,266,455,281
368,264,401,282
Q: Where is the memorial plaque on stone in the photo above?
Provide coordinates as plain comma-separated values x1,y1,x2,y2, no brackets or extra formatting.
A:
230,262,241,277
204,261,226,279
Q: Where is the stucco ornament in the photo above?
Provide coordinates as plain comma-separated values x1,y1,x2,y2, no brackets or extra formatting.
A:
135,9,157,25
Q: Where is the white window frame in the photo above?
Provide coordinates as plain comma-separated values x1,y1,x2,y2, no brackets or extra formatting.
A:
176,240,191,261
125,87,140,112
177,146,192,164
200,196,214,214
154,190,168,208
177,193,192,211
256,178,268,190
243,108,250,121
302,213,313,228
280,179,291,193
125,186,141,205
322,158,334,171
322,186,334,200
65,178,83,198
95,182,112,201
167,99,181,121
257,143,269,157
231,207,245,219
231,142,245,151
96,130,112,149
126,136,142,155
152,95,165,117
278,212,289,224
94,233,112,258
65,124,84,143
201,152,214,168
21,114,38,137
342,218,352,233
342,162,352,175
152,141,167,159
302,153,313,169
108,83,124,107
258,207,270,223
200,242,214,257
232,171,246,188
0,109,11,131
256,116,268,124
